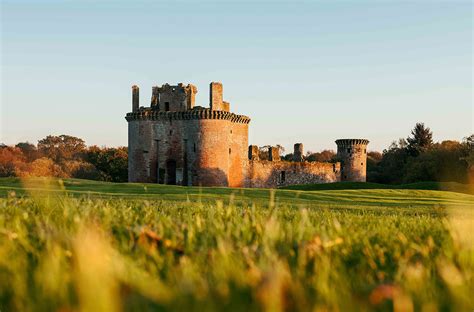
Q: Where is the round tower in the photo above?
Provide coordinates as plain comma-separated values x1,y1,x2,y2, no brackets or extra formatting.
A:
335,139,369,182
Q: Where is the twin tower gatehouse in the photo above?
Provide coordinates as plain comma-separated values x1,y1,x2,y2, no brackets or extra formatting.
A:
126,82,369,188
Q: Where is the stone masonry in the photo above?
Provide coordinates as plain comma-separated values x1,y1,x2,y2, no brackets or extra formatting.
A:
335,139,369,182
126,82,369,187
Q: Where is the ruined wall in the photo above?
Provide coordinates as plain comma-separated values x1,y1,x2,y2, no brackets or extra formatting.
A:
246,159,340,188
128,119,155,183
210,82,230,111
155,83,197,112
335,139,369,182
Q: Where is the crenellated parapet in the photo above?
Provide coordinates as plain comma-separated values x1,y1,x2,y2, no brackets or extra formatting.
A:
336,139,369,147
125,107,251,124
335,139,370,146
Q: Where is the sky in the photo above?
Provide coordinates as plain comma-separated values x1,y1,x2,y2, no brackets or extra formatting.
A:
1,0,472,152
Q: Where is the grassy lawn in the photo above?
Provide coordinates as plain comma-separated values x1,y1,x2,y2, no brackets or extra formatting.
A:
0,177,473,311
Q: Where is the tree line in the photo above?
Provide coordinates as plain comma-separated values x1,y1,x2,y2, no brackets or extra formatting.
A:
0,135,127,182
277,123,473,184
367,123,473,184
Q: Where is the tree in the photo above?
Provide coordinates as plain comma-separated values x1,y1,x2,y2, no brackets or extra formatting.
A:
85,146,128,182
407,123,433,155
375,139,410,184
19,157,63,178
38,135,86,162
15,142,39,162
258,145,284,160
0,146,26,177
306,150,336,162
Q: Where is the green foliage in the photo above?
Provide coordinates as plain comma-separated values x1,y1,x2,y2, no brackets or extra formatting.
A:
37,135,86,162
368,123,472,184
407,123,433,156
282,181,474,194
85,146,128,182
0,178,473,311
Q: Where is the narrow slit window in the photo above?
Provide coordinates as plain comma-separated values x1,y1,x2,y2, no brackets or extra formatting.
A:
165,102,170,111
279,171,286,183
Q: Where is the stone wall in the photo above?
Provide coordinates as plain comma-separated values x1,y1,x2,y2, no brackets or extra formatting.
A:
210,82,227,111
335,139,369,182
154,83,197,112
246,160,340,188
128,119,155,182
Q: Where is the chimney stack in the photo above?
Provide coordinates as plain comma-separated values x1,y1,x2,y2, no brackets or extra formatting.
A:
293,143,304,162
132,85,139,112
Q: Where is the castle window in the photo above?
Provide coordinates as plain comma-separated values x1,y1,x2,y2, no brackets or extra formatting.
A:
279,171,286,183
229,148,232,154
364,149,366,154
230,130,233,134
361,162,363,166
193,143,196,152
169,130,172,135
165,102,170,111
347,148,351,153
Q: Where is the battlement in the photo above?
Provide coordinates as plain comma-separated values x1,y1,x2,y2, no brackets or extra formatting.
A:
335,139,370,146
125,107,250,124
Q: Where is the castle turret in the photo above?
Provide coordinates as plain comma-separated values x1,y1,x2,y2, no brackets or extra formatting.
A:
335,139,369,182
132,85,139,112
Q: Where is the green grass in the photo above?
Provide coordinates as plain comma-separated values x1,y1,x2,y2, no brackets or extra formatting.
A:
0,177,473,311
282,181,474,194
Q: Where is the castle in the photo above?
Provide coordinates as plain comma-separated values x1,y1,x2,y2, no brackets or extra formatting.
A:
125,82,369,188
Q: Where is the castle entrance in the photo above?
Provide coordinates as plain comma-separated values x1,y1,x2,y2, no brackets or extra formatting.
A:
166,160,177,185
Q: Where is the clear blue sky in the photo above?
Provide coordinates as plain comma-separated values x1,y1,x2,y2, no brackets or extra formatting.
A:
1,0,472,152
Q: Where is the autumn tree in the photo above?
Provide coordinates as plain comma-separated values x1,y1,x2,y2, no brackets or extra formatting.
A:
258,145,284,160
15,142,39,162
37,135,86,162
306,150,336,162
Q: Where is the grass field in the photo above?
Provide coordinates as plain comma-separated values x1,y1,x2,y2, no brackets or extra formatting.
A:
0,177,473,311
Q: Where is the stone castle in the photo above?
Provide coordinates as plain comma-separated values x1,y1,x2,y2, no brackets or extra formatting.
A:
126,82,369,188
